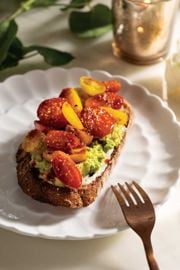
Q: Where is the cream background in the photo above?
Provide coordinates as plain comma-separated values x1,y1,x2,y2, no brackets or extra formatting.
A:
0,1,179,269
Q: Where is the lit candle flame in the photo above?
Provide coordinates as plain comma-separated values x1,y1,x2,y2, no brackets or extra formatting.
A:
137,26,144,33
144,0,151,3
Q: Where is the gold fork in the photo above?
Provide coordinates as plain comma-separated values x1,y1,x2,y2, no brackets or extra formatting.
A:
111,181,160,270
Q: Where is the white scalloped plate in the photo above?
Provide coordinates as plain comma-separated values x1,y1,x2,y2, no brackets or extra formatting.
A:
0,68,179,240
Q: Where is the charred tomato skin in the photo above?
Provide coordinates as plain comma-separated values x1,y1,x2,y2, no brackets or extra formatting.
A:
81,107,115,138
52,151,82,189
45,130,81,153
103,80,121,92
85,92,124,109
37,98,68,129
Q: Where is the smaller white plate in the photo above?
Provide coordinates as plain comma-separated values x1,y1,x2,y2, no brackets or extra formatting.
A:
0,67,179,240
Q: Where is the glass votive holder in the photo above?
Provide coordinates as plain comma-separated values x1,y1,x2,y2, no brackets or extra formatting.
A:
165,41,180,119
112,0,179,65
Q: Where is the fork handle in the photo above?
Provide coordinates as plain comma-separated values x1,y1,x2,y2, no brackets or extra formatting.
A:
142,236,160,270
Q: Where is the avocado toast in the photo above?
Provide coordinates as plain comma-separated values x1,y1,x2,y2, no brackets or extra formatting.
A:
16,76,133,208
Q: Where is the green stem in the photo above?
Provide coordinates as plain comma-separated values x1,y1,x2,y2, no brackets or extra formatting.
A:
7,0,36,21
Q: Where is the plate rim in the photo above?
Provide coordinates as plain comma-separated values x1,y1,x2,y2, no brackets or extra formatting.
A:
0,67,179,240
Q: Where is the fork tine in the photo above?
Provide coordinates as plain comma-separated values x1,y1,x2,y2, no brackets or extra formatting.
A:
112,182,159,270
118,183,134,206
111,185,126,207
125,182,143,204
132,181,152,204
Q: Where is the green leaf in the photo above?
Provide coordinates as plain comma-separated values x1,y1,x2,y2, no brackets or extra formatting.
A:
9,37,24,57
24,45,74,65
0,20,10,39
0,52,19,70
61,0,92,11
77,25,112,38
69,4,112,38
0,20,18,64
0,37,24,70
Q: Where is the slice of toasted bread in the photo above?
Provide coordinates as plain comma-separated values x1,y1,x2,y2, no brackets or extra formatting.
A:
16,100,133,208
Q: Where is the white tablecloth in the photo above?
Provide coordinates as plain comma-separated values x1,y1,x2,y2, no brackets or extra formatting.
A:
0,3,179,270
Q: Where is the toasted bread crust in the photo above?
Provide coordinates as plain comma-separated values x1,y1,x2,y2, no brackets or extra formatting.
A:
16,101,133,208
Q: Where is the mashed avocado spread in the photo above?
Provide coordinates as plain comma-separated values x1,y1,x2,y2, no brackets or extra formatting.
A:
77,123,125,177
101,123,125,152
31,152,51,173
31,123,125,179
77,143,105,177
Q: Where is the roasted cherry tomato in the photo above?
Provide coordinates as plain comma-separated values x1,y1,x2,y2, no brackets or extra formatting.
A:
60,88,83,113
81,107,115,138
37,98,67,129
103,80,121,92
62,101,84,130
34,120,51,133
52,151,82,189
45,130,81,153
80,76,106,96
65,125,93,146
85,92,124,109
